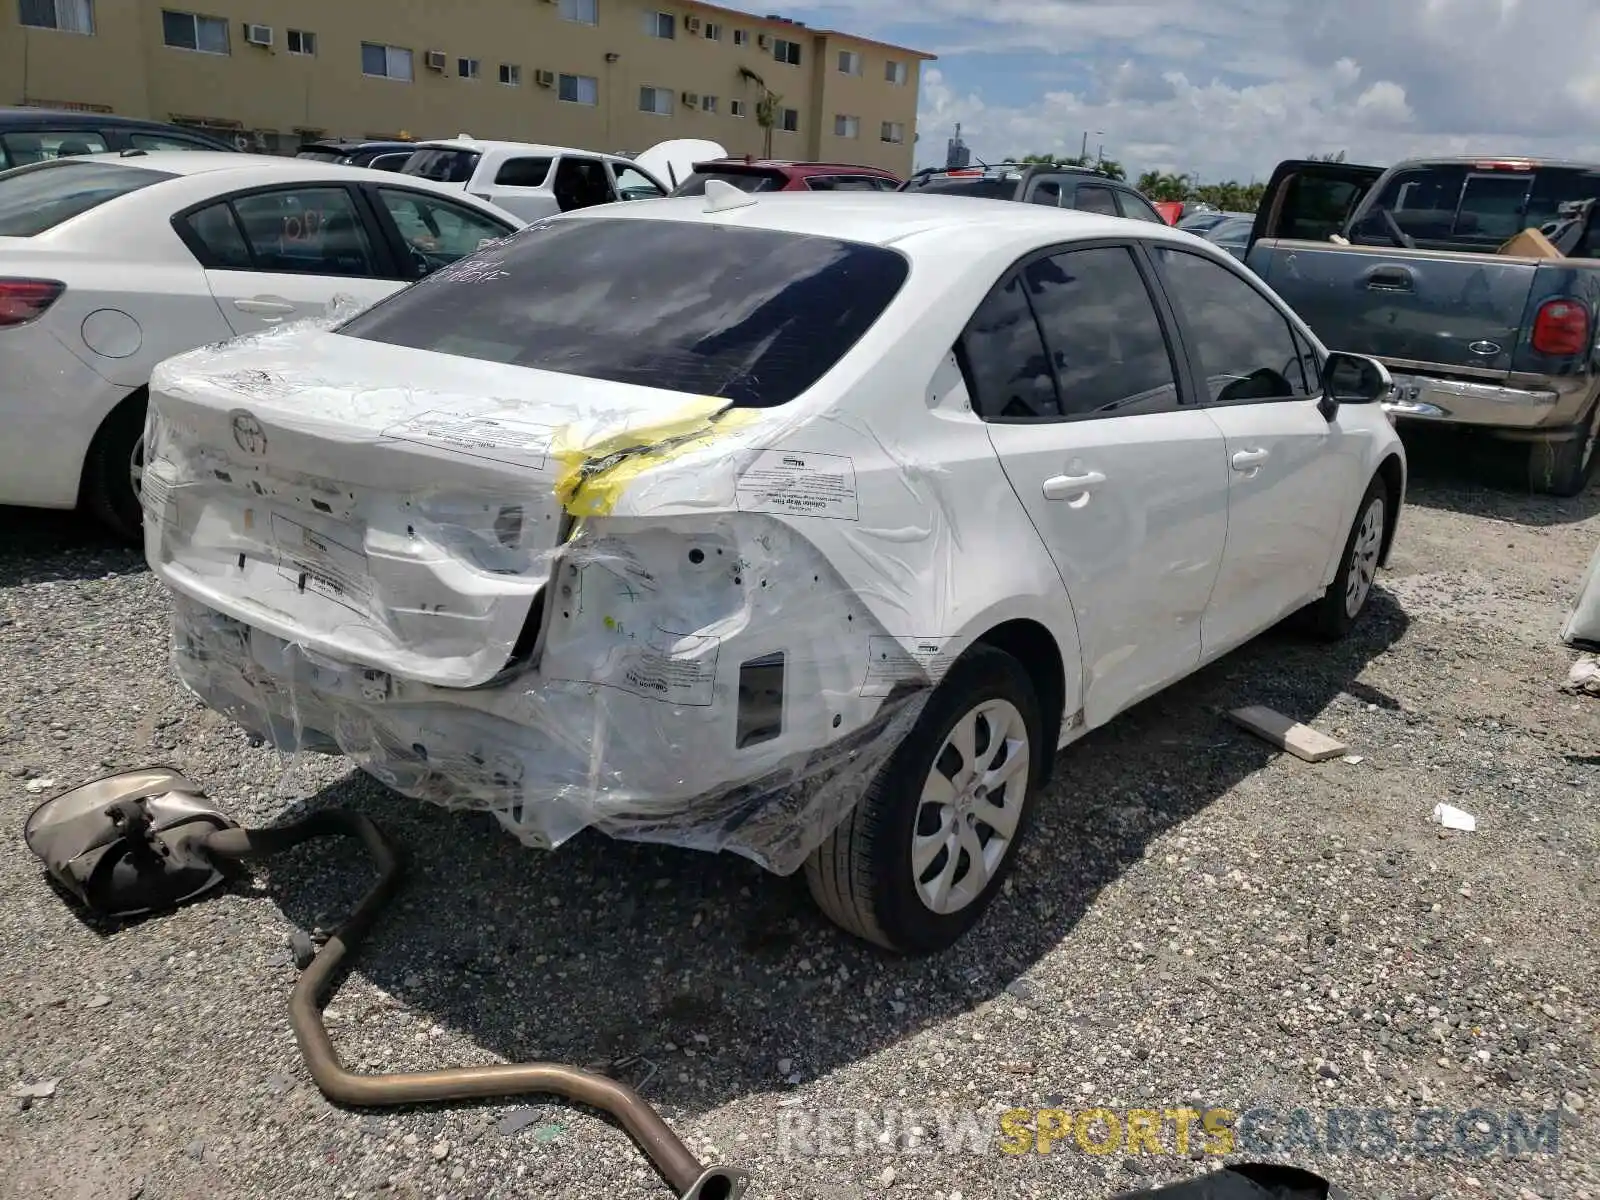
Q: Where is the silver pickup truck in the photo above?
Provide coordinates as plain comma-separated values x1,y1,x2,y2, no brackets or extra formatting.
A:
1244,156,1600,495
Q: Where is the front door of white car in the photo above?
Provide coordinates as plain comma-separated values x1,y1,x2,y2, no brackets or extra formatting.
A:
966,243,1231,727
175,183,403,335
1145,245,1353,655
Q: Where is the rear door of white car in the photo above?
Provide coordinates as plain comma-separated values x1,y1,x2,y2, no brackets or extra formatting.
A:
1145,244,1355,656
971,240,1230,727
476,151,561,220
172,182,406,335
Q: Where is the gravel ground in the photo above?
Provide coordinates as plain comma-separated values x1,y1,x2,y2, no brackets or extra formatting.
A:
2,438,1598,1200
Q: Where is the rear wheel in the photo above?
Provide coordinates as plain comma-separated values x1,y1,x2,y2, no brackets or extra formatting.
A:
1526,423,1597,498
804,645,1044,955
81,392,147,544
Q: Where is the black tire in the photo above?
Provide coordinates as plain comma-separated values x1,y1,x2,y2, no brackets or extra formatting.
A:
81,393,147,544
1307,474,1389,641
1527,428,1596,498
804,645,1045,955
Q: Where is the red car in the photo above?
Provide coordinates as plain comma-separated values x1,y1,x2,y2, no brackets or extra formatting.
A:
669,156,903,195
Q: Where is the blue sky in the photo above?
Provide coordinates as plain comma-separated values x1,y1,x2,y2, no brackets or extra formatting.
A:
719,0,1600,184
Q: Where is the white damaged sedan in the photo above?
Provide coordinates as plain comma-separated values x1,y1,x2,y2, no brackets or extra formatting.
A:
143,186,1406,954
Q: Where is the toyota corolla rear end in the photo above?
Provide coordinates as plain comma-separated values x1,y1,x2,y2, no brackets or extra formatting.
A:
143,208,924,872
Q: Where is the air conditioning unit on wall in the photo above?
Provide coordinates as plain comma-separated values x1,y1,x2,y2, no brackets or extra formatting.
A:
681,91,699,108
686,16,701,32
425,50,447,71
244,23,272,47
534,69,555,87
757,33,769,48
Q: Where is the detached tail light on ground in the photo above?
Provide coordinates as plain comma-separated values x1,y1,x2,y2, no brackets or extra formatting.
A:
1531,298,1591,356
0,279,65,329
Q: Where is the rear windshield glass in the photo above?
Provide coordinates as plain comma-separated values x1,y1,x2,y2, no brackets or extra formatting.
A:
1352,164,1600,249
900,176,1017,199
670,170,783,196
338,217,910,408
0,160,174,237
401,148,482,184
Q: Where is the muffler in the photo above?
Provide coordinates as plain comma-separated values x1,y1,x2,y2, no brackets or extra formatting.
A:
24,767,749,1200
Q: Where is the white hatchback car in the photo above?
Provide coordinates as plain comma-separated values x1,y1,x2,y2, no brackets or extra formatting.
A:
143,189,1406,955
0,151,523,538
396,136,669,221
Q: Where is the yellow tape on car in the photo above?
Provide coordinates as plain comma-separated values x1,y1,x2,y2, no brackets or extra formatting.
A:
551,398,759,517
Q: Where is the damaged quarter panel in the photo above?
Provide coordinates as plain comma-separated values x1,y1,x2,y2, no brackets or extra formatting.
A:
144,205,1083,874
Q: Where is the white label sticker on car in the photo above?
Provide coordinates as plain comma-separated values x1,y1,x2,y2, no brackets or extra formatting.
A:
382,410,553,470
735,449,859,521
270,514,373,612
861,635,955,697
557,625,719,706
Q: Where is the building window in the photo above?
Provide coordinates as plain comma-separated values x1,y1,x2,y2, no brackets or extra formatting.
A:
639,85,673,115
643,10,674,38
885,59,908,85
161,9,228,54
834,114,859,139
703,21,721,40
780,107,799,132
499,63,520,85
458,57,480,79
837,49,862,75
559,0,597,24
729,98,745,117
881,120,905,143
701,95,718,113
286,28,315,55
560,73,599,105
18,0,94,33
773,37,801,66
361,42,414,81
732,28,748,46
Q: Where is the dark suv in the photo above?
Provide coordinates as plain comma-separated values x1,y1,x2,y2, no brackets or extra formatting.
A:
899,162,1167,223
0,107,236,169
294,139,420,171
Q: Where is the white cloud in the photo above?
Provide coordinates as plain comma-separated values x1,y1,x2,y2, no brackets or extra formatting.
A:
719,0,1600,181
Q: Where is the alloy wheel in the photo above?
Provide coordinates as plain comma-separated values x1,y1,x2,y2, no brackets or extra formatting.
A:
912,698,1030,915
1344,496,1385,619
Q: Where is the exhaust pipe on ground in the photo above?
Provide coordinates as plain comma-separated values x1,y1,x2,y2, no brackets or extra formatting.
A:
23,769,750,1200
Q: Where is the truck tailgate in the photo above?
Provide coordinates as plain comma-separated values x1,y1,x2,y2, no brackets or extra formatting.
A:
1249,240,1540,375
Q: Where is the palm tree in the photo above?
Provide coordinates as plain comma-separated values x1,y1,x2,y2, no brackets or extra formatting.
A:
739,66,779,158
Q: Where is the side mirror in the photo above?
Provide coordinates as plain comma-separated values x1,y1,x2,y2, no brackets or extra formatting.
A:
1319,351,1391,419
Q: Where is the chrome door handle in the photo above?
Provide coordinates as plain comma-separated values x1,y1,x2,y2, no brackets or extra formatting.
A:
233,298,297,315
1231,448,1269,471
1042,470,1105,500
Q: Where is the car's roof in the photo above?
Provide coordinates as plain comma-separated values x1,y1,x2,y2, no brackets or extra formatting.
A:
0,107,219,132
304,138,418,151
696,158,896,174
65,150,417,180
561,189,1199,253
412,137,621,160
912,164,1133,184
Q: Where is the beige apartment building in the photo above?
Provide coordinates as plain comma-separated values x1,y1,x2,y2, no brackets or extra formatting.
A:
2,0,932,174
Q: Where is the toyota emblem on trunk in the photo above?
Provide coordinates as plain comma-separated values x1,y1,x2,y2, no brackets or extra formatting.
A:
231,411,268,456
1468,340,1501,356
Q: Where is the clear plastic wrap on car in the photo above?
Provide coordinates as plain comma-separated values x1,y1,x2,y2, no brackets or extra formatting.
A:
141,309,974,874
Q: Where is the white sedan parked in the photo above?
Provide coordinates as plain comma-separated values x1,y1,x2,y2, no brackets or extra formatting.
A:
0,151,523,538
144,189,1406,955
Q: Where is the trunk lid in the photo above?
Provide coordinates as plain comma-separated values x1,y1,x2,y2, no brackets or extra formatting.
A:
145,328,734,689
